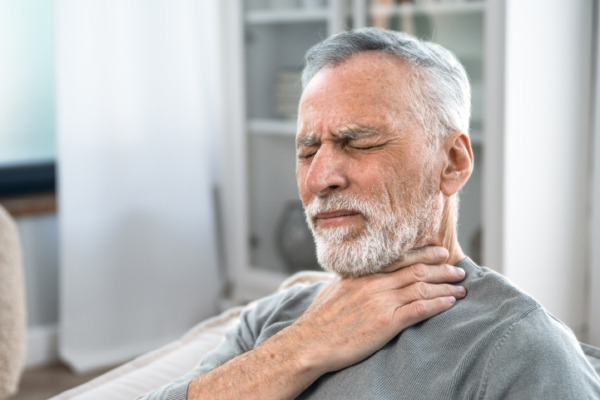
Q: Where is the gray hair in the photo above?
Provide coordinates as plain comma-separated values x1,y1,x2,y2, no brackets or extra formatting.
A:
301,28,471,146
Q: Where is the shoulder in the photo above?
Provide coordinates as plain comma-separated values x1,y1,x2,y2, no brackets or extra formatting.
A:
238,281,329,344
445,260,600,396
442,258,543,338
249,280,328,318
486,306,581,365
477,307,600,398
456,258,585,363
454,257,600,398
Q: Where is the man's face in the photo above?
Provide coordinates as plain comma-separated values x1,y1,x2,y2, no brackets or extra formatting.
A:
296,52,444,278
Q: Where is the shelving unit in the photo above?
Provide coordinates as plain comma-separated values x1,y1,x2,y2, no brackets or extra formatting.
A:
248,119,297,136
222,0,348,303
226,0,489,303
370,1,484,18
246,8,330,24
221,0,598,346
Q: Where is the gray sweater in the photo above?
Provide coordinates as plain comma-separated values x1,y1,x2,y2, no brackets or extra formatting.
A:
142,258,600,399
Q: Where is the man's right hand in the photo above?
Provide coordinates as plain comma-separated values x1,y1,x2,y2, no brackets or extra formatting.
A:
283,246,466,377
187,246,465,400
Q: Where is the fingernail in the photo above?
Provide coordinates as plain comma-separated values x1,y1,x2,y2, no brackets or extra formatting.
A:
454,267,465,278
455,286,466,296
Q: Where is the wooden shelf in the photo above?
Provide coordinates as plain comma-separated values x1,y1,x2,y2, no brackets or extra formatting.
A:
0,192,57,218
370,1,484,18
246,8,329,25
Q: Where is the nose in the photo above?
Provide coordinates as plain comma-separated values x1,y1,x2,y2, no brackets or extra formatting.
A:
303,146,349,197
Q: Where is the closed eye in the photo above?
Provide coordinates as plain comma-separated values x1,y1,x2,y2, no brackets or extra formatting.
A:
349,143,384,151
297,149,317,160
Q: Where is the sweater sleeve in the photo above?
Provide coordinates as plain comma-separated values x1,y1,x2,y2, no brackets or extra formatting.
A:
478,307,600,399
137,283,316,400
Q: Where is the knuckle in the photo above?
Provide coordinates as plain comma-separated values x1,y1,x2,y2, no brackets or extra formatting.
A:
415,281,430,298
410,263,428,281
412,301,429,317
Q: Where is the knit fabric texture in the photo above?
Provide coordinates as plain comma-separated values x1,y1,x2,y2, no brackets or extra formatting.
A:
141,258,600,399
0,205,26,399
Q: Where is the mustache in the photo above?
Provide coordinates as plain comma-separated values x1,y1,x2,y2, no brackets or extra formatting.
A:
304,193,375,222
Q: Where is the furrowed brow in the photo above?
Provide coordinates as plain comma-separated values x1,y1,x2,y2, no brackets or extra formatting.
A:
296,125,384,149
335,125,383,141
296,135,318,149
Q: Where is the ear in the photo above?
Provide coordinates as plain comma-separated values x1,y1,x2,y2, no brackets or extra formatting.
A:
440,131,473,197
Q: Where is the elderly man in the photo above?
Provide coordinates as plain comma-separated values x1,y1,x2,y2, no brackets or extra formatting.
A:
143,28,600,399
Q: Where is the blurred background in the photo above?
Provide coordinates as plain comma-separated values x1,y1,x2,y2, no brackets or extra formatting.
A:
0,0,599,396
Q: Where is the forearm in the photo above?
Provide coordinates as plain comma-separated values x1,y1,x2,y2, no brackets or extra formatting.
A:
187,326,321,400
149,247,464,400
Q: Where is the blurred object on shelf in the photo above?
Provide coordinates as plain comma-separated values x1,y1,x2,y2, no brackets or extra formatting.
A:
301,0,326,8
399,0,415,34
270,0,299,9
274,69,302,121
371,0,395,29
247,0,269,11
371,0,415,34
276,200,318,273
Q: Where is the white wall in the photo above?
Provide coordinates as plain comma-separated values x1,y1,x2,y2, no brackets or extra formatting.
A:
590,103,600,346
589,2,600,347
17,216,59,328
0,0,61,368
15,215,60,368
501,0,593,337
0,0,226,370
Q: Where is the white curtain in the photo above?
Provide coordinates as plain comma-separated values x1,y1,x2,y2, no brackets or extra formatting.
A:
55,0,222,372
590,2,600,348
0,0,55,166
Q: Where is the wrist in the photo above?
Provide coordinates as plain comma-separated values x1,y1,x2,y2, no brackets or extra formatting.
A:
272,322,332,380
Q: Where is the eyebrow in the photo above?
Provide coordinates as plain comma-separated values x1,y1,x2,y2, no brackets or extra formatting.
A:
296,124,383,149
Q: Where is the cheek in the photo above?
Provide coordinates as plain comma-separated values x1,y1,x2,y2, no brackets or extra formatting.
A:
369,165,413,205
352,169,395,206
296,167,311,200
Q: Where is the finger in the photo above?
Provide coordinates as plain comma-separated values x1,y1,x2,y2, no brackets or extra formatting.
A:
397,282,466,304
395,263,465,286
393,296,457,331
381,246,449,273
376,263,465,292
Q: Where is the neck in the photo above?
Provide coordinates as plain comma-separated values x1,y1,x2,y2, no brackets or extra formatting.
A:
436,196,466,266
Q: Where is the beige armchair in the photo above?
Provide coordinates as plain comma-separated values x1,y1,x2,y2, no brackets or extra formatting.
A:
0,205,26,399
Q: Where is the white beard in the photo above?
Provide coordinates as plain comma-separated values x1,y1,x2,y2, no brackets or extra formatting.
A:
304,176,442,278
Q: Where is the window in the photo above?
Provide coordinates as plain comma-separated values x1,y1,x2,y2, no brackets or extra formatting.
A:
0,0,56,196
